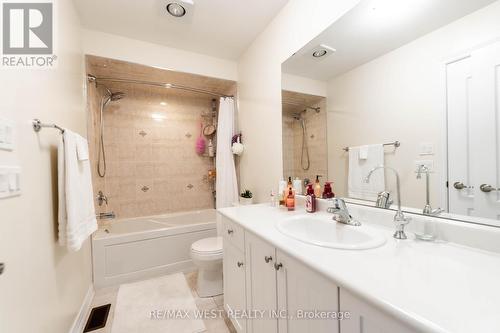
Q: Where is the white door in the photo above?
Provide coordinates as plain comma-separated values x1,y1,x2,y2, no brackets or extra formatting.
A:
447,56,475,216
447,41,500,222
245,232,278,333
470,41,500,221
275,250,339,333
223,241,247,333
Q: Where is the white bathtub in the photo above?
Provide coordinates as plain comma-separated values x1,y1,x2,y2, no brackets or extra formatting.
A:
92,209,217,288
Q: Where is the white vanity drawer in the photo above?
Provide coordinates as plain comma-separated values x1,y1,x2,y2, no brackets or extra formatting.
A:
222,216,245,251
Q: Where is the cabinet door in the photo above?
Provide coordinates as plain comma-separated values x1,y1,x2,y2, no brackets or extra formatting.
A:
245,232,278,333
276,250,339,333
340,289,417,333
224,241,247,333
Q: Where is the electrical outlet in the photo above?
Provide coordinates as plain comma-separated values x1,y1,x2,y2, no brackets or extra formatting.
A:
419,142,434,156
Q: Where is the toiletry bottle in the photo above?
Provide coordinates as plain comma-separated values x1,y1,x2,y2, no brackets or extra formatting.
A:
305,184,316,213
278,179,287,206
208,139,215,157
270,190,276,207
314,175,322,197
286,190,295,211
322,182,335,199
293,177,302,195
286,176,295,197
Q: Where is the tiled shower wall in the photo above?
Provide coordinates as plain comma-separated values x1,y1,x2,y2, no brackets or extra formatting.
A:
282,99,328,188
89,85,217,219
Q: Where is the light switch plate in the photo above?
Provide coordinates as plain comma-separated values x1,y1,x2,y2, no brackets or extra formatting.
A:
419,142,434,156
0,118,15,151
0,166,21,198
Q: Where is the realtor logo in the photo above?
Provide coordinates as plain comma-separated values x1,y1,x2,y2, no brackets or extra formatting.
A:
2,1,56,68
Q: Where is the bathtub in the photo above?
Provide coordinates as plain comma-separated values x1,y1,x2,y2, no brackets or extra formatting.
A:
92,209,217,288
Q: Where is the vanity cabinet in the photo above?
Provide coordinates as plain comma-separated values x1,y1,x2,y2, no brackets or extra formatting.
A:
340,289,417,333
222,216,247,332
222,216,416,333
245,231,339,333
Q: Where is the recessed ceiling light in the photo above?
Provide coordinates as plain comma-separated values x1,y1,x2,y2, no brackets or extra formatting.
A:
166,2,186,17
310,44,337,59
160,101,167,106
312,50,328,58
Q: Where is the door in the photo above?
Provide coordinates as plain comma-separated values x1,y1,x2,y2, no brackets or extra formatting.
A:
470,41,500,221
446,56,475,216
447,41,500,222
245,232,278,333
223,241,247,333
275,250,339,333
340,289,417,333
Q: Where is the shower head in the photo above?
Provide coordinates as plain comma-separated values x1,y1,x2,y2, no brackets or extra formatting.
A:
110,92,126,101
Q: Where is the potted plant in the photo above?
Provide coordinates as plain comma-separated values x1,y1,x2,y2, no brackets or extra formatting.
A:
239,189,253,205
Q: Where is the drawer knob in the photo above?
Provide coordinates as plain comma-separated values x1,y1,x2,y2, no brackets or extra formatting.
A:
274,262,283,271
227,229,234,235
237,261,244,267
264,256,273,263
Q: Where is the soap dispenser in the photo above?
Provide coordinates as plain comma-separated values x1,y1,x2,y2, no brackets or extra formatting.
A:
322,182,335,199
314,175,322,197
286,189,295,211
305,184,316,213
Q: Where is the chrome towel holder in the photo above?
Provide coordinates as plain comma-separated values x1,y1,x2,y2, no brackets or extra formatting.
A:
343,141,400,152
32,119,65,134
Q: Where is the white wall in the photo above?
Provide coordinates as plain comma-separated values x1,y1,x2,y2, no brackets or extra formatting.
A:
327,1,500,208
237,0,361,202
282,73,327,97
82,29,238,81
0,1,92,333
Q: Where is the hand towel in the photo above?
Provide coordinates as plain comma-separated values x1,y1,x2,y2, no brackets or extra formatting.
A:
358,145,369,160
75,135,89,161
58,130,97,251
348,144,385,201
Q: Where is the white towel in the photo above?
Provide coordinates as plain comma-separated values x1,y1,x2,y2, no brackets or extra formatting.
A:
348,144,385,201
58,130,97,251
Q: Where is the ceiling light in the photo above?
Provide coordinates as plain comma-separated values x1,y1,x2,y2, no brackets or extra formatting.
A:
160,101,167,106
312,50,328,58
310,44,336,59
166,2,186,17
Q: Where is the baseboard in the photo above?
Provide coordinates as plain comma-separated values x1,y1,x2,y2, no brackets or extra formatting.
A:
69,284,94,333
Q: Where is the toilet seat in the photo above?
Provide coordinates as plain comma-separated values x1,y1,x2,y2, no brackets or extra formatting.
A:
191,237,223,260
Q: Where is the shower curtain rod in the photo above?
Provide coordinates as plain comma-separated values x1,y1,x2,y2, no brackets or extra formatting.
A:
282,101,320,112
87,74,233,98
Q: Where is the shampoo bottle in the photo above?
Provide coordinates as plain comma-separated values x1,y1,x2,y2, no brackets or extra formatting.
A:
314,175,322,197
305,184,316,213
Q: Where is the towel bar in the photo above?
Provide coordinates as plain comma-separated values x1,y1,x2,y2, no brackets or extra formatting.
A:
32,119,65,134
343,141,400,152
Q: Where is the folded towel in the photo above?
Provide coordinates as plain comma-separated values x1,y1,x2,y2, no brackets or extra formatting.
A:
75,135,89,161
358,145,369,160
348,144,385,201
58,130,97,251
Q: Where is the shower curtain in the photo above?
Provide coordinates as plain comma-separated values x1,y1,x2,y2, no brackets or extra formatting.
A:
216,97,239,209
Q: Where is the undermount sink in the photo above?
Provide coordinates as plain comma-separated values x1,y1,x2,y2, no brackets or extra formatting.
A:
276,215,386,250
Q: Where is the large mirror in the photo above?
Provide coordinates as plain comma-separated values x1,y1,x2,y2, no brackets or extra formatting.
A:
281,0,500,226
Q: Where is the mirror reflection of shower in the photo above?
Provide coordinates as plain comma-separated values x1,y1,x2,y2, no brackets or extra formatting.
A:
293,111,310,171
97,88,126,177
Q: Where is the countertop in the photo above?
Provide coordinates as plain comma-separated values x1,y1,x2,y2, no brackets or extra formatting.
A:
218,204,500,333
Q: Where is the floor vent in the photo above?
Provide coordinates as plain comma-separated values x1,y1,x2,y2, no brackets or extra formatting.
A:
83,304,111,332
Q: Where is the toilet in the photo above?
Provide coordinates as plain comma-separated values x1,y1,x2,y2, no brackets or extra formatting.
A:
190,236,223,297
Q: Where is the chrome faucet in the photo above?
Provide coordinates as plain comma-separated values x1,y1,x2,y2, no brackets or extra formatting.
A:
365,166,411,239
416,165,443,216
327,198,361,226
